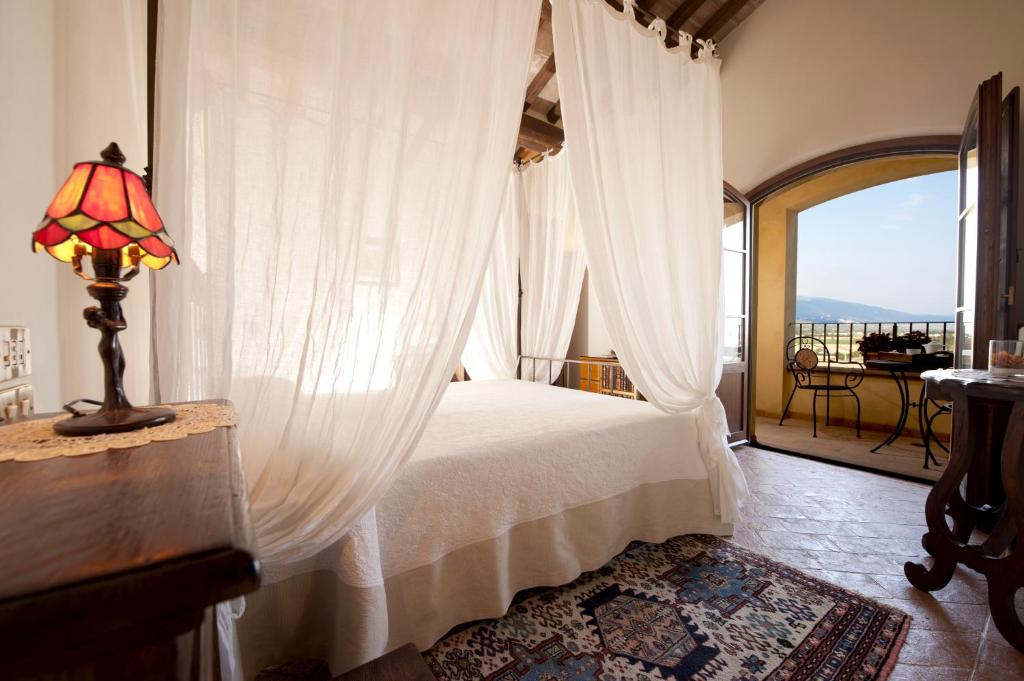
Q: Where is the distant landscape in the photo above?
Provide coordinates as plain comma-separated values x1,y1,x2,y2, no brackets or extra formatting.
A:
795,296,951,323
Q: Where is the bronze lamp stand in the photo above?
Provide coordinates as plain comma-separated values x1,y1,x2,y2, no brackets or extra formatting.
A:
55,248,175,436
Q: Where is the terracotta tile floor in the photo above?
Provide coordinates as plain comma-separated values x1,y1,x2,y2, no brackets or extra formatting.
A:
731,446,1024,680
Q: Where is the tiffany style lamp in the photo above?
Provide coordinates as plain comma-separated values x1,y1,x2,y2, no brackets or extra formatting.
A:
32,142,179,436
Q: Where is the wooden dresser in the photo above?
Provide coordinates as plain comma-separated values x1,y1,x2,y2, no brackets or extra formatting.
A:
578,355,640,400
0,409,260,680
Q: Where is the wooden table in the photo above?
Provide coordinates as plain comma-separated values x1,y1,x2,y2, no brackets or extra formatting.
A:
0,409,260,679
904,369,1024,651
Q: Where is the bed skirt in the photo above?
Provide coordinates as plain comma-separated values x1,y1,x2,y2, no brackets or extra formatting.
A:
236,478,731,677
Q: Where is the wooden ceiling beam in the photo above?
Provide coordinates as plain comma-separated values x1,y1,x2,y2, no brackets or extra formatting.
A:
693,0,748,42
523,54,557,112
546,101,561,125
667,0,705,30
665,0,706,47
518,113,564,152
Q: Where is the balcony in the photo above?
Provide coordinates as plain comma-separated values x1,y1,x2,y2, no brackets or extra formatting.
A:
754,320,954,482
788,321,954,363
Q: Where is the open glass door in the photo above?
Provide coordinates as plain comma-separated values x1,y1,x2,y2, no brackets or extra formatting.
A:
719,185,751,443
1000,86,1020,336
955,74,1003,368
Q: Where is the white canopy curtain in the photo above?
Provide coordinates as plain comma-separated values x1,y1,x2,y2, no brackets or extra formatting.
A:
153,0,539,675
460,170,522,380
520,150,587,383
552,0,747,521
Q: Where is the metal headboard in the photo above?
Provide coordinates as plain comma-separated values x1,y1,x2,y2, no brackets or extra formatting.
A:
517,355,621,390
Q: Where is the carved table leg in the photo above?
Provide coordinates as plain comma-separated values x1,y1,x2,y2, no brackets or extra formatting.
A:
905,390,973,591
986,402,1024,651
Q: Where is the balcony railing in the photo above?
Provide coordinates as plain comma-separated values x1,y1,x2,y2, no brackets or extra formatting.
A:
788,321,954,363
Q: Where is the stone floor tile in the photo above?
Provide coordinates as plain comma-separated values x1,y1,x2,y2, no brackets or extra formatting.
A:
895,628,980,667
873,597,990,633
972,638,1024,679
757,530,840,552
759,548,834,571
887,664,971,681
828,535,925,557
740,515,791,532
745,504,811,520
847,522,928,539
798,505,866,522
778,518,858,536
821,552,919,577
754,491,821,507
800,569,891,599
871,572,989,605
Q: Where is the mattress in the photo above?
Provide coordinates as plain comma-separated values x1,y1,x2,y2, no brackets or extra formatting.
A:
238,379,731,676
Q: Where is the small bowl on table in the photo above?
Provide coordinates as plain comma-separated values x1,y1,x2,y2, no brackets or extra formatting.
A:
989,340,1024,377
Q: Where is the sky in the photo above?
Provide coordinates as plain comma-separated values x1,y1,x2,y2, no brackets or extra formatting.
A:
796,170,958,317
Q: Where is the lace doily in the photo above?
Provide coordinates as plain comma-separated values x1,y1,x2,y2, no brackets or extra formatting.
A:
0,402,237,463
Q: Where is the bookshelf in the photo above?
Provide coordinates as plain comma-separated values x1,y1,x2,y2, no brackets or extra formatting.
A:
578,355,641,400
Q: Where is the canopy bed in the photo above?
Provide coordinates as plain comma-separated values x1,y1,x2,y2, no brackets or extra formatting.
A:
150,0,746,677
238,378,730,673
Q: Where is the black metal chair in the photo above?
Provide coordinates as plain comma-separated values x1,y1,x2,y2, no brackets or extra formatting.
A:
779,336,864,438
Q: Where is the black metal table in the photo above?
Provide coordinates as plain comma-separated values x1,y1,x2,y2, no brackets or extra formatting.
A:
865,359,949,462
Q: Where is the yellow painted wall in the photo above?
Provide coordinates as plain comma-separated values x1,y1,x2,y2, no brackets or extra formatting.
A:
752,155,957,440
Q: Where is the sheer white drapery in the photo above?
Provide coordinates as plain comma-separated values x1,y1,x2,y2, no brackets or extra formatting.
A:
552,0,747,521
153,0,541,566
461,170,522,380
519,151,586,383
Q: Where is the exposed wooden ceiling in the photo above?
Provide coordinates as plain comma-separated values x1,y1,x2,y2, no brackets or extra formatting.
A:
516,0,765,163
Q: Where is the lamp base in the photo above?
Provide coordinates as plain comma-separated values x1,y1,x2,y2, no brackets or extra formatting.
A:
54,406,176,436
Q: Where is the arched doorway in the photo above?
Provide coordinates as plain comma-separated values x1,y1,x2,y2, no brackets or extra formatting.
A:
747,143,958,479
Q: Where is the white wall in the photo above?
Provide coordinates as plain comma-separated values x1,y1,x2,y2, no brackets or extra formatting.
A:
0,0,62,412
720,0,1024,193
567,271,615,359
53,0,150,406
0,0,150,412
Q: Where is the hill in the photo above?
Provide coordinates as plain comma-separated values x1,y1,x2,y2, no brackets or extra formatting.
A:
795,296,951,323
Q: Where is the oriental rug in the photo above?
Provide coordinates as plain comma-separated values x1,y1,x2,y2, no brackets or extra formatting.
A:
425,535,909,680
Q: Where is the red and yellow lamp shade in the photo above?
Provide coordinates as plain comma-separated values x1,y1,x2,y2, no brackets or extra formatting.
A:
32,144,178,270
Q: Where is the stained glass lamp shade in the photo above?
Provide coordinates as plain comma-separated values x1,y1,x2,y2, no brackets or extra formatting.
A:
32,145,178,270
33,143,177,436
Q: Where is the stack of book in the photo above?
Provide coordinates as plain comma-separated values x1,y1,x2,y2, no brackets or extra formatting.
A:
600,364,634,397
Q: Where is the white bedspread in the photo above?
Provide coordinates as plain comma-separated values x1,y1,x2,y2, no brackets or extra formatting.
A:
242,379,728,675
327,379,710,586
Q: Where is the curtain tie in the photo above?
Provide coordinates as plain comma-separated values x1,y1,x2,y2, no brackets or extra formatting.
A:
622,0,637,19
691,395,747,524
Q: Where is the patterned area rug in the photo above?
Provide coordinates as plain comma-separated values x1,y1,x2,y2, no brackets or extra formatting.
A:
425,535,909,680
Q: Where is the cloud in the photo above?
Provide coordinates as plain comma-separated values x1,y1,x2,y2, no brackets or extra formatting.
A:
887,192,928,223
